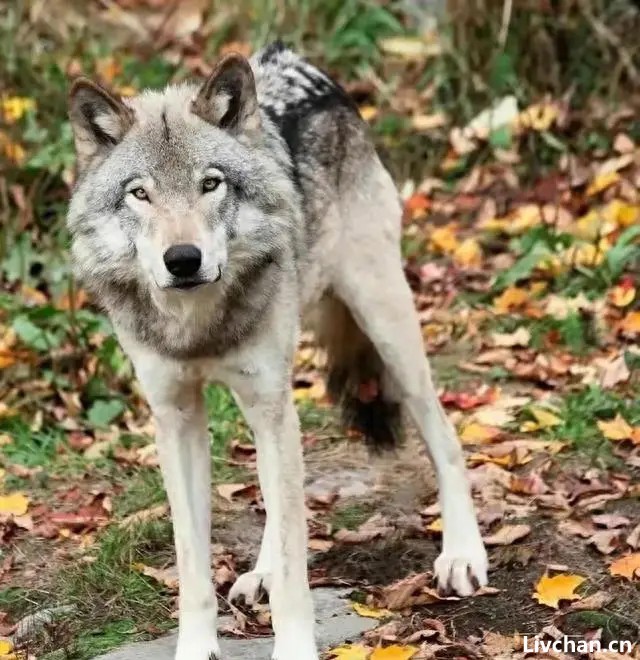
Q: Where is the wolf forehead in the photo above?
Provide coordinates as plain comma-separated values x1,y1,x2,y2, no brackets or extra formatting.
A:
110,87,253,173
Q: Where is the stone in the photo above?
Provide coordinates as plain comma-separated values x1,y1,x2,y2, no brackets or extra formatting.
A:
96,589,376,659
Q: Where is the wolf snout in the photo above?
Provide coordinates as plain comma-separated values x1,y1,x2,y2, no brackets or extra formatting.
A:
163,244,202,278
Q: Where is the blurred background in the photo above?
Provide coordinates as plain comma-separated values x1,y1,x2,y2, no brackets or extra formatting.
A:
1,1,640,659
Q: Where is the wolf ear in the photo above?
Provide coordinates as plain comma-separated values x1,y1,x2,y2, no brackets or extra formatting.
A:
192,54,260,135
68,79,134,171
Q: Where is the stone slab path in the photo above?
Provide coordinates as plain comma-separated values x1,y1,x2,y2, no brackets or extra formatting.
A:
96,589,375,659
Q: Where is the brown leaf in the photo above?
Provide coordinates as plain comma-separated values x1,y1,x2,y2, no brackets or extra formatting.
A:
483,524,531,546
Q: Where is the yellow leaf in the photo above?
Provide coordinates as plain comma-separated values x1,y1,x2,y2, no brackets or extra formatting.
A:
510,204,543,235
610,284,635,308
609,553,640,580
597,414,633,441
518,102,558,132
453,238,482,268
620,311,640,334
493,286,529,314
429,225,459,254
426,517,443,533
1,96,35,123
530,407,562,428
0,639,13,655
460,423,500,444
0,492,29,516
328,644,371,660
616,202,640,227
586,171,620,196
359,106,378,122
370,645,418,660
351,603,392,619
533,573,586,609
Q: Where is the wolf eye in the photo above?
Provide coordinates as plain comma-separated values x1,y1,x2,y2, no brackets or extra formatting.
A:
130,187,149,201
202,176,222,193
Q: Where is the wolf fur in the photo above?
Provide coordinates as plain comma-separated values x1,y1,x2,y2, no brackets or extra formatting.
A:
67,42,488,660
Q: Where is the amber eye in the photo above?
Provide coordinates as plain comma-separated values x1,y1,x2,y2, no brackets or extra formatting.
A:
131,187,149,201
202,176,222,193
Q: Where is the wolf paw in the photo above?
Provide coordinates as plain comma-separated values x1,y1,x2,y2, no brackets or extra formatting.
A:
434,543,488,597
229,571,271,606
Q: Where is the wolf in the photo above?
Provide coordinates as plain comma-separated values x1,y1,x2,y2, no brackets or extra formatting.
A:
66,42,488,660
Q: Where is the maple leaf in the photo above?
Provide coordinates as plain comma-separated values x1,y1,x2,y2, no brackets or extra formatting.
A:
328,644,371,660
532,573,586,608
370,646,418,660
0,493,29,517
429,224,459,254
609,553,640,580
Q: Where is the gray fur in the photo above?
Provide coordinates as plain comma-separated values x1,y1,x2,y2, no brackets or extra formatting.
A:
67,44,371,360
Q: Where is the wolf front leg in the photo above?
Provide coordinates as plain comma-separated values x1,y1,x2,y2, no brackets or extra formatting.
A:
131,351,220,660
231,368,318,660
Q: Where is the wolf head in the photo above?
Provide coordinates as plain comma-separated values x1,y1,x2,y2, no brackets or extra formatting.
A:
66,54,295,325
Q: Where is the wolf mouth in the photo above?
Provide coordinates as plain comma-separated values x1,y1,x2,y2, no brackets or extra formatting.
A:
168,265,222,291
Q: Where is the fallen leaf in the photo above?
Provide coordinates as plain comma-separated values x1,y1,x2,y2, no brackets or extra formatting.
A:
460,423,501,444
597,414,633,441
0,639,12,655
533,573,586,608
119,504,169,528
134,563,179,590
351,603,392,619
586,171,620,196
491,327,531,348
426,517,443,533
484,524,531,546
619,311,640,334
216,483,257,503
328,644,371,660
370,646,418,660
453,238,483,268
0,493,29,517
493,286,530,313
522,406,562,431
609,553,640,580
567,590,613,612
429,225,459,254
610,284,636,308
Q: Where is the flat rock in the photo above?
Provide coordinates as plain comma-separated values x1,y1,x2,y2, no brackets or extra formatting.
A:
96,589,375,659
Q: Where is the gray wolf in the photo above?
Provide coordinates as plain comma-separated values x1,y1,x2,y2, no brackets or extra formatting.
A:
66,42,488,660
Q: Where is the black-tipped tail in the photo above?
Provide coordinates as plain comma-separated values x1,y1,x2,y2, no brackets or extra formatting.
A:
317,296,402,451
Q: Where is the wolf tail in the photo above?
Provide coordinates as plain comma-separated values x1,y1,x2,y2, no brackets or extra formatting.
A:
315,296,402,451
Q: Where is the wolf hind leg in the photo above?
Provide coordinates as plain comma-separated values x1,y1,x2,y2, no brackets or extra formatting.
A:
333,186,487,595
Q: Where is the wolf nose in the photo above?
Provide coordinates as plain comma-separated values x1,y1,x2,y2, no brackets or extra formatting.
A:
163,244,202,278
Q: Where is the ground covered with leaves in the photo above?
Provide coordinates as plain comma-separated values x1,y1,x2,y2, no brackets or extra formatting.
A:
1,1,640,659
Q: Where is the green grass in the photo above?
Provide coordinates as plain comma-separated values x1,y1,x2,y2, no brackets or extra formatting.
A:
541,386,640,464
330,503,374,531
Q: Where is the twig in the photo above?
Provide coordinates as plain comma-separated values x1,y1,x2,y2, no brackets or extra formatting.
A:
498,0,513,48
